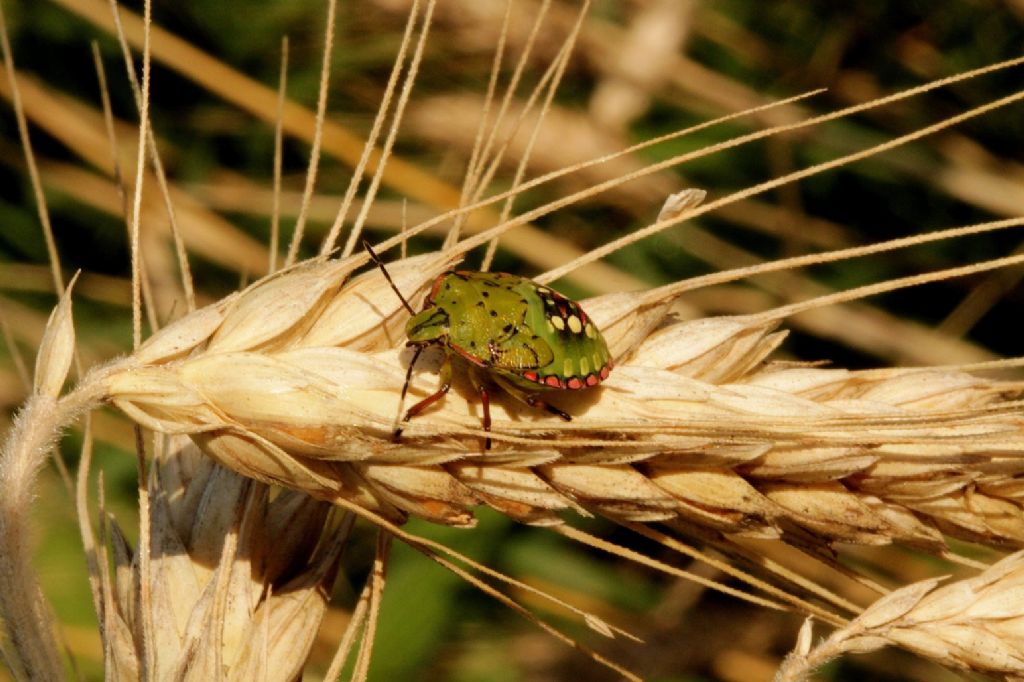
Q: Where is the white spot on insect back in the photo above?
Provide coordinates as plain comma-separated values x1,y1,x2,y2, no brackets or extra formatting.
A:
563,358,574,376
551,316,565,331
567,315,582,333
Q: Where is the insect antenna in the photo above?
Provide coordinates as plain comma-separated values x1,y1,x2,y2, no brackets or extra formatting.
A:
363,240,424,439
363,239,415,314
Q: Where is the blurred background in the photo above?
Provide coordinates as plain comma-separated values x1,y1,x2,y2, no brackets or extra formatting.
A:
2,1,1023,680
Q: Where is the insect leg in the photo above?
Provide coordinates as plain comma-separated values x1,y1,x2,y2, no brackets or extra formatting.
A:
392,346,424,441
397,352,453,437
526,397,572,422
493,375,573,422
467,366,492,450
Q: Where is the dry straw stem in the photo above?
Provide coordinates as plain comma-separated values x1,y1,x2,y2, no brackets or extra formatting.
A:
0,279,117,681
776,550,1024,681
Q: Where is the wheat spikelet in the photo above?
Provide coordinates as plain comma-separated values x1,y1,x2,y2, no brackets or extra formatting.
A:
777,550,1024,680
95,434,347,681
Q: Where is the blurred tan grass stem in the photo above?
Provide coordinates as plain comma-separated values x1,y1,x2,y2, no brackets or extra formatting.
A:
324,0,422,258
269,36,288,274
284,0,337,267
107,0,195,315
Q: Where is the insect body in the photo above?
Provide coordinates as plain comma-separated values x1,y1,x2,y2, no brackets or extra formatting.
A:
366,244,613,448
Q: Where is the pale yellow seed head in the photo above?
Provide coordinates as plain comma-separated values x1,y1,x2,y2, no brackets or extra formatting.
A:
101,251,1024,546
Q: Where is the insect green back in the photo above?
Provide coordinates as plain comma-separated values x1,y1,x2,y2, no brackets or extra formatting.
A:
406,271,612,390
409,272,531,362
508,278,612,390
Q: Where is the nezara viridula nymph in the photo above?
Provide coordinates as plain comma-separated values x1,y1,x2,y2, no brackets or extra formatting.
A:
366,243,613,448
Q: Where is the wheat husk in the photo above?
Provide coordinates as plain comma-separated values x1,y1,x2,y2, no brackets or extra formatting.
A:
100,249,1024,556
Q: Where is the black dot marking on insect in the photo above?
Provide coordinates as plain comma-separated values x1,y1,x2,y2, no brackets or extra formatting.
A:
490,310,497,317
519,298,528,305
502,324,513,333
470,341,476,347
482,291,490,297
475,301,485,308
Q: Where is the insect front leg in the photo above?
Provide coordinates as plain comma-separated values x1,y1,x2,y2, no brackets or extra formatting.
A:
467,366,492,450
393,346,423,440
395,351,453,440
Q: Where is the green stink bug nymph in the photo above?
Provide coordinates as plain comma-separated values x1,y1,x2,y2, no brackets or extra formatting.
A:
365,242,613,449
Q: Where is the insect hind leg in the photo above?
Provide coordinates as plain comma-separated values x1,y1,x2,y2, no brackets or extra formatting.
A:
493,375,573,422
527,397,572,421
